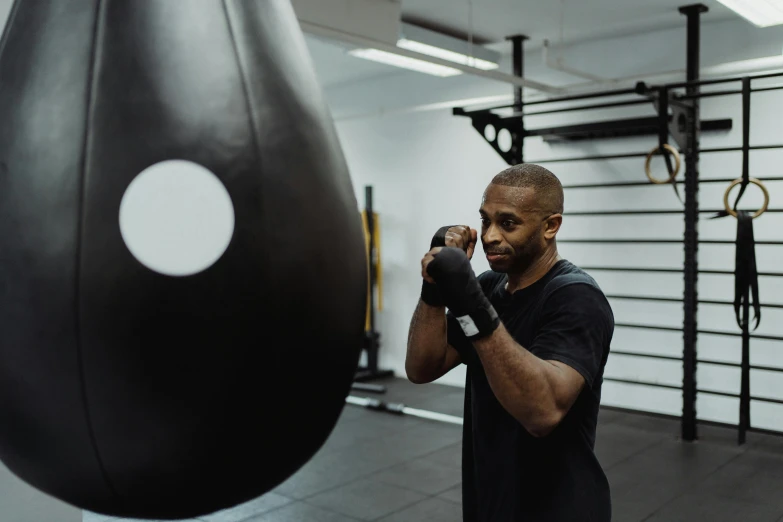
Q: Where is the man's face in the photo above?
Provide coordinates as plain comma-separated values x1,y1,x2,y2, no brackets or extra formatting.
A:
479,184,559,273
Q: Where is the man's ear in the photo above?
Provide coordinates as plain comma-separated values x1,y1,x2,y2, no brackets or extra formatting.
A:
544,214,562,239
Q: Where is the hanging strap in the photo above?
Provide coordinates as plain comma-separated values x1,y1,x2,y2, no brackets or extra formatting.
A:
710,77,761,330
645,86,684,204
659,87,684,205
733,210,761,330
666,149,685,205
733,78,752,213
711,206,762,331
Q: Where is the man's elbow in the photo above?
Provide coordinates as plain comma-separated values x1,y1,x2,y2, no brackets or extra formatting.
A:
524,410,566,438
405,368,431,384
404,361,435,385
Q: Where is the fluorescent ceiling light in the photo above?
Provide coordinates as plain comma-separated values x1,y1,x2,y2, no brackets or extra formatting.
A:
348,48,463,77
397,39,499,70
714,0,783,27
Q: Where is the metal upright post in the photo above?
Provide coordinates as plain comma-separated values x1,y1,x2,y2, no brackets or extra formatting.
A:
507,35,528,165
679,3,708,443
364,185,378,374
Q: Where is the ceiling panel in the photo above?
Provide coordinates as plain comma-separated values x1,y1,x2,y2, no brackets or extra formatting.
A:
400,0,737,50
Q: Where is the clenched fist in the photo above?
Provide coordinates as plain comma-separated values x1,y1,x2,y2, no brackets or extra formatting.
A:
421,247,443,284
443,226,478,260
420,224,477,307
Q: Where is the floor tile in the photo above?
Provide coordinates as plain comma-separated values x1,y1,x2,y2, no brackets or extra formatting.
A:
613,413,680,438
421,442,462,470
739,447,783,478
692,457,783,510
370,458,461,495
368,378,458,407
201,493,293,521
407,391,466,418
83,513,113,522
597,408,626,426
644,491,782,522
322,411,424,452
594,423,663,470
245,501,360,521
368,422,463,462
749,431,783,454
436,484,462,505
338,405,367,422
273,450,384,500
609,498,653,522
375,497,463,522
606,437,743,520
306,479,427,521
103,518,205,522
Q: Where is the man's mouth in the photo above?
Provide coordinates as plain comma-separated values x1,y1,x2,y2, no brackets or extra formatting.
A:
486,252,511,261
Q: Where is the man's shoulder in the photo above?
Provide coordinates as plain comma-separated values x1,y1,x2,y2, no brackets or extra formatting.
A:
545,260,603,294
537,262,615,337
541,261,613,317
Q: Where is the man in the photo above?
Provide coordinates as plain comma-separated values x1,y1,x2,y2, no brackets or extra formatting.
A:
405,163,614,521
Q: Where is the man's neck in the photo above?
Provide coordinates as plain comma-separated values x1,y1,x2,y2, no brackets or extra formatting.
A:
505,248,562,294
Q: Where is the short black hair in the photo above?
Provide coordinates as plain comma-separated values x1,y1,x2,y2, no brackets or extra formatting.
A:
490,163,564,214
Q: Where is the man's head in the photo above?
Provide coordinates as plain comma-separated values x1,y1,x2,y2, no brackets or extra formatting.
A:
479,164,564,273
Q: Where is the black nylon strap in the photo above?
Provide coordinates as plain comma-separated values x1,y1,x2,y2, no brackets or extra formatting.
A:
734,211,761,330
733,78,752,213
665,150,685,205
714,208,761,330
711,77,760,330
656,87,685,205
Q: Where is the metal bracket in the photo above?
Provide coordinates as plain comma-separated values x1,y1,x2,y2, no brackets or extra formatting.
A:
454,108,523,165
668,103,691,151
637,81,694,151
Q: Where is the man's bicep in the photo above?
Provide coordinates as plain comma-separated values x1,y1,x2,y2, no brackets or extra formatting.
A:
544,359,586,411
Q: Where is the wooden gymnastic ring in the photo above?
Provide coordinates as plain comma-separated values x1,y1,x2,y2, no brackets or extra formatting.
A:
723,178,770,219
645,144,681,184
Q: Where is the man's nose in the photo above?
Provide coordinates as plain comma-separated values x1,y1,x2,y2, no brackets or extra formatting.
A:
482,224,502,244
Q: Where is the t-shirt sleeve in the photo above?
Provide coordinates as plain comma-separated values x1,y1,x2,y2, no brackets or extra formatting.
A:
529,282,614,387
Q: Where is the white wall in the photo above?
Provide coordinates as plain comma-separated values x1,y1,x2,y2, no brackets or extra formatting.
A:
329,17,783,432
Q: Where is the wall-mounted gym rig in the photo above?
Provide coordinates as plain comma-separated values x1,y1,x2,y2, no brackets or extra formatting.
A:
454,4,783,445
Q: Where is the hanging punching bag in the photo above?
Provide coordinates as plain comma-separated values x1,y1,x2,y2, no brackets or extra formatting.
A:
0,0,366,519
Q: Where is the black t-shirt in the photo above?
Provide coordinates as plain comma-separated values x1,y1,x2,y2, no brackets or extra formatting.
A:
447,259,614,522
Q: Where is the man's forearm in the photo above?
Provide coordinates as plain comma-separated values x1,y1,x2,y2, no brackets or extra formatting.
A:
472,324,565,436
405,300,448,382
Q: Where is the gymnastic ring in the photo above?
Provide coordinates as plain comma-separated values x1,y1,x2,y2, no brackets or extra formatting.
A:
645,144,681,184
723,177,770,219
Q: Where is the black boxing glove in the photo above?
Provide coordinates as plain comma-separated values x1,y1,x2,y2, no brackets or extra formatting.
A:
426,247,500,340
420,225,457,307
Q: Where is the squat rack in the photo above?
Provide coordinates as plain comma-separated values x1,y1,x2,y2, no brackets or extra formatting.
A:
454,4,782,444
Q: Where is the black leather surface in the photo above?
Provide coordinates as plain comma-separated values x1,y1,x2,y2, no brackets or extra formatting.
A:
0,0,366,519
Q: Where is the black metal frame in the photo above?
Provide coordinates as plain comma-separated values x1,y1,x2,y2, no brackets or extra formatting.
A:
453,4,783,443
354,186,394,389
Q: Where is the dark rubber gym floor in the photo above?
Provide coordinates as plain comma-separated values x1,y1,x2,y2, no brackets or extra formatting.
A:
83,377,783,522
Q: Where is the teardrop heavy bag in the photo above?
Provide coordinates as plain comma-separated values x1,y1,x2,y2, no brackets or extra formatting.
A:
0,0,366,518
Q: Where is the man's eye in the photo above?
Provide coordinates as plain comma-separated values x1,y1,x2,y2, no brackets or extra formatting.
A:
502,220,515,228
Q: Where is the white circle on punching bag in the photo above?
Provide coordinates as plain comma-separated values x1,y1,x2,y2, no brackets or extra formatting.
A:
119,159,235,277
